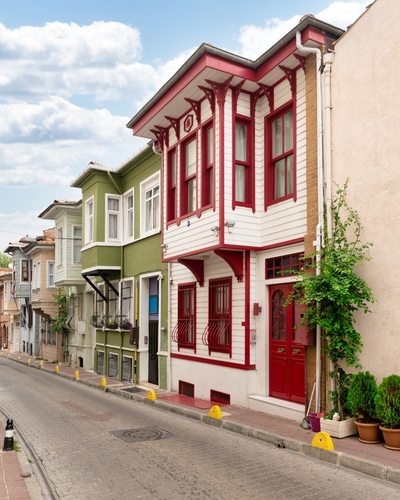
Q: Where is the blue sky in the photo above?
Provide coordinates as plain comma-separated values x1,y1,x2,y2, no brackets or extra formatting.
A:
0,0,370,251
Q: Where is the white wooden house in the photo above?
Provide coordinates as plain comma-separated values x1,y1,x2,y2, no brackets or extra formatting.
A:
127,17,344,418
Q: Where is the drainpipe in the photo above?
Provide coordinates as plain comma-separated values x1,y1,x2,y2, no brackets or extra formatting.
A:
296,30,323,413
323,53,334,236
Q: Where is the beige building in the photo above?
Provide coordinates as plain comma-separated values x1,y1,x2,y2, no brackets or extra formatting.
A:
327,0,399,381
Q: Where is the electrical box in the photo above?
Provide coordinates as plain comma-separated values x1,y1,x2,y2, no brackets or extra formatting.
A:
129,327,139,345
294,303,316,346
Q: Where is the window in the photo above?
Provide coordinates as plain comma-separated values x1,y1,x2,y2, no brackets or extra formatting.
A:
234,120,252,206
73,226,82,264
140,173,160,237
107,195,121,241
172,283,196,350
202,277,232,355
167,149,177,222
120,282,133,328
47,261,55,288
265,253,302,279
181,137,197,215
21,259,29,282
267,108,294,203
85,198,94,243
123,191,134,240
57,227,63,265
202,124,214,207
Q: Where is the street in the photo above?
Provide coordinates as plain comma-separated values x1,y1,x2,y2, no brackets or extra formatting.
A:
0,359,399,500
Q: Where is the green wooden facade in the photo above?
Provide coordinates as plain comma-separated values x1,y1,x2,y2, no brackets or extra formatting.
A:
72,145,169,388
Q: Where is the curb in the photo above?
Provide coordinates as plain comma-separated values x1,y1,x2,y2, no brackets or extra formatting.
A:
6,356,400,487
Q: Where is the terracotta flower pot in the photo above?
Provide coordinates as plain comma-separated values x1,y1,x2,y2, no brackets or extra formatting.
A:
379,425,400,450
355,420,381,444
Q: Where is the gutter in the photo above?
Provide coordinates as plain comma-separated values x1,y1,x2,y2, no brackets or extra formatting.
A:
295,30,324,414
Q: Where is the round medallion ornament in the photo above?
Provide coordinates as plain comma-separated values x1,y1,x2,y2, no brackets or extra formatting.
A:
184,114,194,133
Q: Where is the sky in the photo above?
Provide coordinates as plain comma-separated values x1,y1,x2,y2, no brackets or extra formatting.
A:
0,0,371,252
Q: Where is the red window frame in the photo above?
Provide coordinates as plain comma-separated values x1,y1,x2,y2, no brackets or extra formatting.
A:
265,104,295,208
167,149,177,222
233,117,253,208
202,277,232,356
265,253,302,279
180,135,197,217
201,122,214,208
171,283,196,350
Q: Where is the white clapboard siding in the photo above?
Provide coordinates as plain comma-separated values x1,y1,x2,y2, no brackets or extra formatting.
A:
237,92,251,117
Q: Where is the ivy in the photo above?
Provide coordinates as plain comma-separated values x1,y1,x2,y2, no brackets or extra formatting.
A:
52,288,75,334
290,181,375,417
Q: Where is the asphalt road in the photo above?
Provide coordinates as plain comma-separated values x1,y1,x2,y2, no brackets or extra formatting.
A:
1,359,400,500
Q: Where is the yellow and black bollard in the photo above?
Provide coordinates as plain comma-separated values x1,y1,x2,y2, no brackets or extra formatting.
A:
3,418,14,451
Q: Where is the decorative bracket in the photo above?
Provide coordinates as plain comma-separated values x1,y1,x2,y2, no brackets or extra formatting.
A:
293,54,306,74
250,88,262,117
150,129,164,151
177,259,204,287
279,65,297,95
185,98,202,126
205,75,234,108
154,125,169,149
214,250,244,282
199,86,215,113
232,80,246,114
258,83,274,112
165,116,180,141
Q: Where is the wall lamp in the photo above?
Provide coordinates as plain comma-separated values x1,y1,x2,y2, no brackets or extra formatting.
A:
210,226,220,234
224,220,236,228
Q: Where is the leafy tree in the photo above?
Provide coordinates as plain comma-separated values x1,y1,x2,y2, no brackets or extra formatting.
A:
290,181,375,418
0,252,12,268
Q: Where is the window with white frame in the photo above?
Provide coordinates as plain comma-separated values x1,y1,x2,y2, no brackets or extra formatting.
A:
47,261,55,288
106,195,121,241
85,198,94,244
73,226,82,264
123,190,134,240
120,281,133,329
21,259,29,282
33,261,41,290
57,227,63,266
140,173,160,237
32,264,37,291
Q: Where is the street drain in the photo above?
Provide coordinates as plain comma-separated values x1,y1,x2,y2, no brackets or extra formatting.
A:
121,386,146,394
110,427,173,443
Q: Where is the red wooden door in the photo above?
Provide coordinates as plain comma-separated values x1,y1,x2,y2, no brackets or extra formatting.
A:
269,284,305,404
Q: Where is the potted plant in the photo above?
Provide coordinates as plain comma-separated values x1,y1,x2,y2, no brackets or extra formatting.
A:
347,371,381,443
375,374,400,450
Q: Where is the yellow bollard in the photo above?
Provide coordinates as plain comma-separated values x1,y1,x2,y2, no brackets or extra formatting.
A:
208,405,223,420
147,389,156,401
7,354,10,358
54,365,59,373
0,351,3,355
17,357,21,361
100,378,107,387
39,360,44,367
311,431,335,451
74,370,79,379
27,359,31,365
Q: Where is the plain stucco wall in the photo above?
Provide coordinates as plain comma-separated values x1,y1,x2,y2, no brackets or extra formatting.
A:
330,0,400,380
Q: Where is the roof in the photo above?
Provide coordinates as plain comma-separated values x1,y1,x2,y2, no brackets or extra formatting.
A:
38,199,82,220
126,15,344,136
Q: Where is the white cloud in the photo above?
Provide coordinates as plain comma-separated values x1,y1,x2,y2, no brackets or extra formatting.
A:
238,1,370,60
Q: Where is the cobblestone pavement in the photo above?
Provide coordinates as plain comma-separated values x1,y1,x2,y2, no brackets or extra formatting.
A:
1,359,400,500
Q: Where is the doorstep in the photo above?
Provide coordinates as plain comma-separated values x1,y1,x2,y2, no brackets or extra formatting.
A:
248,395,304,420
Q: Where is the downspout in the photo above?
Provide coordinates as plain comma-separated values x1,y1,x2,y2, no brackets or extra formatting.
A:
323,53,334,236
296,30,323,413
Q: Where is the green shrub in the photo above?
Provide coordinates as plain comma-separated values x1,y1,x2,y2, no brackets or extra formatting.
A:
347,371,378,423
375,375,400,429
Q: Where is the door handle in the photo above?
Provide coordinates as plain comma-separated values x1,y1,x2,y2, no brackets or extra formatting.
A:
278,347,286,353
293,348,301,354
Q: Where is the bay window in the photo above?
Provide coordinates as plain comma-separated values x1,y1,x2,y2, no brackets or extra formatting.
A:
85,198,94,244
202,124,214,207
167,149,177,222
181,137,197,215
267,107,294,205
107,195,121,241
234,120,252,206
140,172,160,237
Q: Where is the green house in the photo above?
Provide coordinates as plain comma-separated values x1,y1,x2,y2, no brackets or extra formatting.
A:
71,144,168,388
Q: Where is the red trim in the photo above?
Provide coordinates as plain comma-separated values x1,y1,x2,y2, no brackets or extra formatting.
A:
177,259,204,287
161,238,304,263
244,250,250,366
171,352,255,370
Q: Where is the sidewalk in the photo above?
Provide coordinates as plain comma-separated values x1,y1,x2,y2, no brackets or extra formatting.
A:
1,351,400,499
